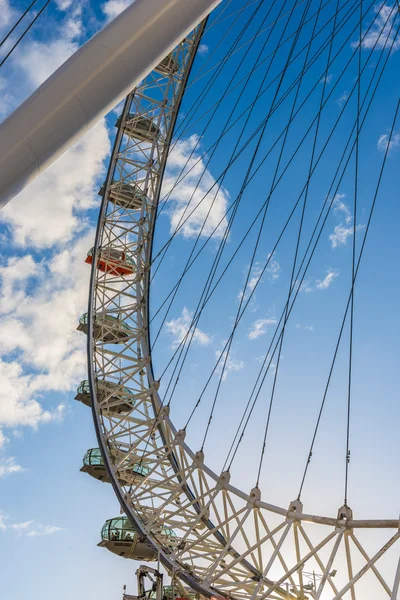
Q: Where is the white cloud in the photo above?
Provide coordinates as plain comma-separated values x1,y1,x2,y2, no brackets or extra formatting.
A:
266,254,280,280
298,278,313,293
55,0,74,9
0,233,94,424
358,4,400,51
14,36,79,89
329,192,365,248
377,132,400,154
248,318,277,340
165,307,210,349
198,44,209,56
0,4,110,250
0,1,87,116
329,223,365,248
238,255,280,302
102,0,132,21
27,524,63,537
0,430,7,448
238,262,263,301
296,323,314,331
329,224,353,247
320,73,333,84
0,6,113,469
0,516,62,536
0,122,109,445
315,269,339,290
336,91,349,106
0,457,23,477
0,0,13,30
0,121,109,248
162,135,229,240
11,521,32,530
214,347,244,381
299,269,339,293
0,75,14,118
333,194,352,223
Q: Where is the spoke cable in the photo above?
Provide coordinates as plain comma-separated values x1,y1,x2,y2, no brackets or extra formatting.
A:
0,0,52,69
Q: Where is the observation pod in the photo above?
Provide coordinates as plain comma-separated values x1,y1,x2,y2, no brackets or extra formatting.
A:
99,518,181,560
85,246,135,276
162,586,197,600
80,448,150,485
98,518,157,561
75,379,135,413
116,113,161,143
99,181,145,211
80,448,109,482
154,52,179,76
77,312,134,343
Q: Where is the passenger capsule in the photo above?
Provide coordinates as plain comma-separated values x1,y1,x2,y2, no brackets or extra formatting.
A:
77,312,133,343
162,586,197,600
98,517,157,561
80,448,150,485
75,379,135,413
80,448,108,482
116,113,161,143
154,52,179,76
99,180,145,211
85,246,135,276
98,518,181,559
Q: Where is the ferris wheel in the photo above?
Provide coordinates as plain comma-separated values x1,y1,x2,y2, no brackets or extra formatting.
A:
71,1,400,598
1,0,399,599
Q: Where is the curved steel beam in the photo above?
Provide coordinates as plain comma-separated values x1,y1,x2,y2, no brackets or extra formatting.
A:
0,0,222,210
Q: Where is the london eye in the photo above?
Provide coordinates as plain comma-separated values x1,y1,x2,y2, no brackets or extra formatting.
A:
1,1,399,599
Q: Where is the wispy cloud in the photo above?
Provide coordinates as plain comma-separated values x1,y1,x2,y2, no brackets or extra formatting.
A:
0,121,109,247
336,90,349,106
27,524,63,537
198,44,209,56
315,269,339,290
248,318,277,340
0,0,112,469
162,135,229,240
296,323,314,331
165,307,210,349
0,515,6,531
329,223,365,248
102,0,132,21
11,521,33,531
357,4,400,52
299,269,339,292
333,194,352,223
377,132,400,154
238,254,280,302
329,193,365,248
0,457,23,477
215,347,244,381
0,0,13,30
0,517,63,536
320,73,333,84
0,232,96,443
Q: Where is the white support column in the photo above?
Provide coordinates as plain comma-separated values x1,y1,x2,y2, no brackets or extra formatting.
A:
391,556,400,600
0,0,222,209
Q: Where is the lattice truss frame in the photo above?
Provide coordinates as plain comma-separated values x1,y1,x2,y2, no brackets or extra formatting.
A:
82,18,400,600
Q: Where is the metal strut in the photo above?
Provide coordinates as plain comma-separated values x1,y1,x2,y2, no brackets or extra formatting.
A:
0,0,222,210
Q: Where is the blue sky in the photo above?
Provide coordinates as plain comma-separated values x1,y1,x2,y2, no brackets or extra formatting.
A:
0,0,399,598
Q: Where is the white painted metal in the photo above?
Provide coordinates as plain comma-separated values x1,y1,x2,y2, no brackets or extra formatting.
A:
81,20,400,600
0,0,222,210
69,5,400,599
